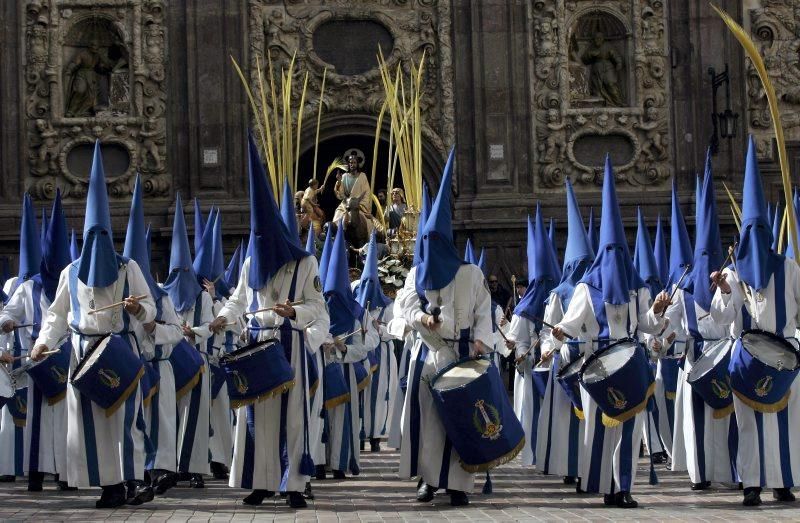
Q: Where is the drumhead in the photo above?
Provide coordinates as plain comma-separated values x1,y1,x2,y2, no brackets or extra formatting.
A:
0,366,13,398
558,356,584,378
688,338,731,380
741,331,799,370
73,335,111,380
431,358,489,391
581,341,638,385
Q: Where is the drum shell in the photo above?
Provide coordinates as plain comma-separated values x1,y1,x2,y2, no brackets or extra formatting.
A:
659,358,680,398
354,361,370,392
366,350,379,374
579,340,654,422
222,340,295,408
323,361,350,409
26,342,71,405
687,340,734,412
169,339,205,400
7,387,27,426
729,331,800,409
71,334,144,415
429,358,524,472
555,344,584,411
209,363,227,400
531,367,550,398
139,359,160,408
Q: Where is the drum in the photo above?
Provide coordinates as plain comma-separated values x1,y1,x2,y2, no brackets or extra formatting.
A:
307,350,319,397
579,339,654,424
220,338,295,409
323,361,350,409
366,350,379,374
7,387,27,427
26,342,71,405
169,339,205,400
209,363,227,400
139,359,160,408
556,351,584,414
686,338,734,416
71,334,144,417
354,361,370,392
659,358,680,400
729,329,800,411
0,364,16,411
429,356,524,472
531,366,550,398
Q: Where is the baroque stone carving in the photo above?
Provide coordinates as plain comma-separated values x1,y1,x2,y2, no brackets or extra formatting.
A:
529,0,672,188
246,0,453,161
23,0,169,201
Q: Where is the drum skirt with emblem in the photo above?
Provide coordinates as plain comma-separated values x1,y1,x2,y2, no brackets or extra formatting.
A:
354,360,370,392
7,387,28,427
579,339,654,426
728,330,800,413
169,339,205,400
686,338,734,417
139,359,160,408
221,339,295,409
71,334,144,417
531,367,550,398
323,361,350,409
209,363,227,400
556,353,584,416
429,357,524,472
26,342,71,405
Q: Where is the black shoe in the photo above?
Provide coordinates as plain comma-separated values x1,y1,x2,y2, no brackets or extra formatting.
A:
651,452,667,464
773,488,796,502
210,461,229,480
177,472,191,482
56,481,77,491
303,482,314,500
448,490,469,507
332,470,346,480
370,438,381,453
416,482,436,502
743,487,762,507
189,474,204,488
575,477,584,494
154,472,176,495
603,494,616,506
242,489,275,506
315,465,326,481
563,476,576,485
127,485,154,506
96,484,126,509
0,475,15,482
27,472,44,492
359,440,365,452
691,481,712,491
125,480,138,502
287,491,307,508
615,491,638,508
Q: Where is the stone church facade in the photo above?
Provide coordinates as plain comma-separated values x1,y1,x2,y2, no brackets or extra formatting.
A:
0,0,798,282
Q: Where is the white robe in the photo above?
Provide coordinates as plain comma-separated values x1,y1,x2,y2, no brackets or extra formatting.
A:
363,304,398,440
208,298,233,468
220,256,329,493
309,348,326,465
507,315,540,466
35,260,156,488
554,283,664,494
0,278,68,476
0,277,25,477
710,260,800,489
398,264,493,493
386,306,414,450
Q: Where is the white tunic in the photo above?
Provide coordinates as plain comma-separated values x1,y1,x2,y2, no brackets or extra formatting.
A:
363,304,398,440
0,277,25,477
507,314,540,466
208,298,234,468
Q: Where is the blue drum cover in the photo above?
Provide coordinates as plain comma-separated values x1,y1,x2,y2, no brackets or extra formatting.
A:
366,350,379,374
323,361,350,409
139,358,160,408
26,341,70,405
556,345,584,414
209,362,227,400
687,339,734,417
222,339,295,409
429,357,525,472
354,360,370,392
729,330,800,413
169,339,204,400
660,358,680,399
531,367,550,398
7,387,27,426
71,334,144,416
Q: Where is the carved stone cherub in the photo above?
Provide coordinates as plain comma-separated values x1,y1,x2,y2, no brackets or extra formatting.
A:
139,118,165,172
539,108,567,163
33,119,58,175
635,105,667,161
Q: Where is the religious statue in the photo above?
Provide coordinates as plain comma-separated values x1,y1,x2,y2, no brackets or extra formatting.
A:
384,188,407,237
300,178,325,235
539,108,567,163
634,104,667,161
63,42,128,117
580,32,625,107
333,153,376,248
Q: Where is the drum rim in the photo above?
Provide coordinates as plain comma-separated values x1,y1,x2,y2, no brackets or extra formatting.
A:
739,329,800,371
556,355,585,379
429,355,491,390
686,337,733,382
71,333,112,381
221,337,280,362
578,337,640,385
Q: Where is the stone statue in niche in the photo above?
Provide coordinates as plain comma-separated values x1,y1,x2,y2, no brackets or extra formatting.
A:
536,16,558,56
581,33,624,107
568,33,590,99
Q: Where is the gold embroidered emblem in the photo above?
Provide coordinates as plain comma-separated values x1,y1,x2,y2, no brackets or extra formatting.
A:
473,399,503,440
606,387,628,410
98,369,121,389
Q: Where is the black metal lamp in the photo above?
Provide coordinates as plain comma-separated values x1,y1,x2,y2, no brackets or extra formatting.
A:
709,64,739,154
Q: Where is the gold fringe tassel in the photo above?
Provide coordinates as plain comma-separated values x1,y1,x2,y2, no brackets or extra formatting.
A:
105,366,146,418
713,402,735,419
601,382,656,428
175,367,205,401
732,389,791,414
323,392,351,410
143,384,159,409
230,379,296,410
573,406,584,420
12,418,26,428
46,390,67,406
309,379,320,398
665,392,676,400
357,376,371,393
458,436,526,473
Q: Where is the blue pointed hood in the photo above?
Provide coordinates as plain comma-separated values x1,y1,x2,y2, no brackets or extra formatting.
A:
689,149,724,311
40,190,71,302
123,175,166,301
587,207,599,255
163,194,202,312
695,174,703,237
193,207,217,283
580,156,644,304
246,133,308,290
306,227,317,256
547,218,562,280
355,231,390,310
223,243,242,292
526,215,536,278
210,210,228,297
653,214,669,286
324,219,363,336
40,208,48,254
145,224,152,258
767,202,775,236
477,248,487,276
412,183,432,268
77,140,119,287
193,198,204,257
771,202,782,252
736,135,782,290
319,225,334,288
669,178,693,291
18,194,41,284
514,205,561,325
552,180,594,309
415,148,465,291
69,229,79,262
786,188,800,258
281,178,300,245
633,208,663,297
464,238,476,264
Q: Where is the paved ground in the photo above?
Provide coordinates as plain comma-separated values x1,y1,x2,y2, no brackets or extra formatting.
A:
1,448,798,521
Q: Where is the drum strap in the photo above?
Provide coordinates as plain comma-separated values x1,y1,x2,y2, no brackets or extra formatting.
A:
31,277,43,342
153,296,165,360
683,293,704,360
587,286,634,349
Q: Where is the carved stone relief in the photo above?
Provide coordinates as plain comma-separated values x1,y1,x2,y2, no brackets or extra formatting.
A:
247,0,453,161
528,0,671,188
23,0,169,201
747,0,800,160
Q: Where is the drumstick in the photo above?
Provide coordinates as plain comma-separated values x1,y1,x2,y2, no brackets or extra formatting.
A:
709,244,735,291
660,264,692,318
88,295,148,315
244,300,305,316
531,316,575,340
515,337,542,367
11,349,60,361
12,324,34,330
335,328,363,342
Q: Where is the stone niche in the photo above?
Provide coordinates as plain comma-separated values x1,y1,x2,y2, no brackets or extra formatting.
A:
23,0,169,202
529,0,671,189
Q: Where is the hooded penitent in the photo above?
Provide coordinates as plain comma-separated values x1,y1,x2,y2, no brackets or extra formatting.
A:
587,207,599,256
550,179,594,309
464,238,477,265
246,133,308,290
163,194,202,313
477,248,487,277
580,155,644,305
771,202,782,252
514,205,561,326
193,208,218,284
354,231,390,310
324,219,363,336
318,225,334,289
77,141,119,288
669,178,694,292
210,210,228,297
785,188,800,259
412,183,432,268
193,198,205,257
40,208,48,254
735,135,782,291
415,148,465,292
223,242,242,292
305,225,317,257
526,215,535,279
633,208,664,298
281,178,301,246
653,214,669,288
40,189,71,302
69,229,79,263
17,194,41,288
123,174,167,301
548,218,562,280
